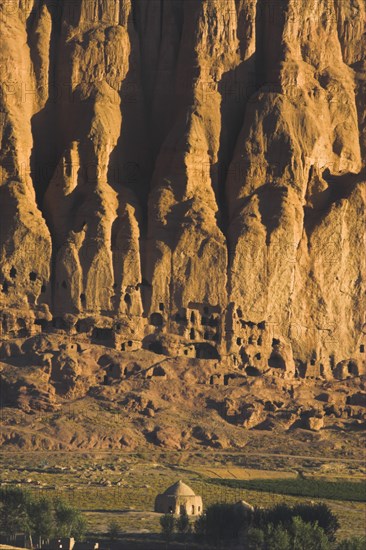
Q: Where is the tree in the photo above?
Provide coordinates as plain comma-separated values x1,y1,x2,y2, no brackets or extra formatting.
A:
256,504,291,531
267,524,291,550
72,515,87,541
246,527,265,550
176,509,190,536
54,499,75,536
203,503,253,543
107,520,121,541
292,503,339,541
0,489,86,543
160,513,175,542
243,524,291,550
194,513,206,541
54,498,86,538
0,488,32,539
253,503,339,542
336,537,366,550
28,497,54,545
291,516,330,550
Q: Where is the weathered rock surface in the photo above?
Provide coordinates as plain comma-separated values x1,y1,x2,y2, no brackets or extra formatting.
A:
0,0,365,439
0,335,365,451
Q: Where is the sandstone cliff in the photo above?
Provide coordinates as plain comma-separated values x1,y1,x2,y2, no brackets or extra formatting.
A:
0,0,365,382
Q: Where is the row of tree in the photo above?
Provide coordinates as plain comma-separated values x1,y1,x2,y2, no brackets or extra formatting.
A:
160,502,365,549
0,488,86,546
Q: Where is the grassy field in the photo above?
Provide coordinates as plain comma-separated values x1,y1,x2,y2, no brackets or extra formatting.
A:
41,483,365,541
0,452,365,540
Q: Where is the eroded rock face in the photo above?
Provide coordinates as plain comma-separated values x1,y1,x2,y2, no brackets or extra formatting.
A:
0,0,365,379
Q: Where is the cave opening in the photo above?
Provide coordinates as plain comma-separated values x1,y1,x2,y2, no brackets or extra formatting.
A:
268,352,286,369
153,365,166,377
175,312,187,324
245,366,261,377
92,327,113,340
35,319,48,331
195,343,220,360
149,340,164,354
150,312,163,326
348,361,359,376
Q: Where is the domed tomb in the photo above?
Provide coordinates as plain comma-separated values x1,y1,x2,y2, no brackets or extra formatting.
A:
154,480,203,515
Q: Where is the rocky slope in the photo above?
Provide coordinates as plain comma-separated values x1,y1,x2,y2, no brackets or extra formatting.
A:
0,0,365,412
0,334,365,451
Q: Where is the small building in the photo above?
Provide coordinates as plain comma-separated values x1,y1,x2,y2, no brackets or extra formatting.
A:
154,480,203,516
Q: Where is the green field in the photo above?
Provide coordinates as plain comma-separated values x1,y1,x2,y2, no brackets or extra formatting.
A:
208,478,366,502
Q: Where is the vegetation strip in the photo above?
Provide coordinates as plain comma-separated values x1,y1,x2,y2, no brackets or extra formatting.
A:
208,478,366,502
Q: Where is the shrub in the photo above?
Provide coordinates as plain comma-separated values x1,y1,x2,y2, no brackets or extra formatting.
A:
246,527,265,550
291,516,330,550
107,520,121,540
266,524,291,550
192,501,339,547
253,502,339,541
244,518,330,550
176,509,190,535
255,504,292,530
291,503,339,541
204,503,254,543
194,513,206,540
160,513,175,541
